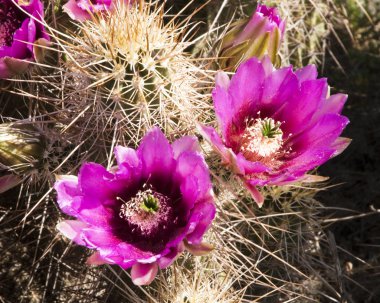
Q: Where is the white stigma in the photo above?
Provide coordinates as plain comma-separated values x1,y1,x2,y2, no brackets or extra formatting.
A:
241,118,283,158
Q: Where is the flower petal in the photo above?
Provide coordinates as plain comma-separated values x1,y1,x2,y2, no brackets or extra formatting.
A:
137,127,175,184
228,57,265,118
81,228,122,249
294,65,318,82
244,182,265,207
56,220,88,246
331,137,351,157
158,243,184,269
261,66,299,116
79,163,116,200
235,153,270,174
324,93,347,115
282,147,336,175
279,78,329,135
114,145,140,167
186,200,216,244
63,0,91,21
131,262,159,286
197,124,233,164
176,151,212,203
172,136,200,160
212,83,233,135
289,114,349,153
87,251,109,266
215,70,231,90
54,175,82,216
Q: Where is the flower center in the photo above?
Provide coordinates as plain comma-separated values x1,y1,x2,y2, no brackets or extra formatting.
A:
0,0,24,47
240,117,283,159
118,186,173,236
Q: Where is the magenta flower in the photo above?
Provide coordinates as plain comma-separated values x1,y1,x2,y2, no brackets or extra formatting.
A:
0,0,49,78
54,127,216,285
199,57,350,206
63,0,133,21
220,4,286,69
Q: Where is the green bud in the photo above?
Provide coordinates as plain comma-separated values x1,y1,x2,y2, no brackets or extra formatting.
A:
0,123,45,175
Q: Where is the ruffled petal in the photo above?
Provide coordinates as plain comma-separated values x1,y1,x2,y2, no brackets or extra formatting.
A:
235,153,271,175
261,55,274,76
186,200,216,244
180,176,199,211
26,18,37,53
197,125,244,175
79,163,116,200
114,146,142,185
54,175,82,217
114,146,140,167
117,242,157,264
197,124,228,157
282,147,336,175
323,93,347,115
176,151,212,203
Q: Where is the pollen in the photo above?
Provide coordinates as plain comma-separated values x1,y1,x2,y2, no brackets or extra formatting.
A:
119,187,172,235
240,118,283,159
0,0,23,47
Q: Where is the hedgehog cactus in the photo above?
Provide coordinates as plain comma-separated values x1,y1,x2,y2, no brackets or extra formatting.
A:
55,0,211,147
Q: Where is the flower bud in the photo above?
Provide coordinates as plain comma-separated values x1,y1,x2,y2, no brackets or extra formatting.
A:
219,4,285,70
0,0,50,79
0,123,45,176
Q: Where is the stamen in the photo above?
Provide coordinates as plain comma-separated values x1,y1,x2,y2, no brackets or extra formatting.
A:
118,186,172,235
0,0,23,47
240,117,283,159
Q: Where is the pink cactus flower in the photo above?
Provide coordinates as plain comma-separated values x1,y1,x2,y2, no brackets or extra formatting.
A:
0,0,50,78
199,57,350,206
54,127,216,285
